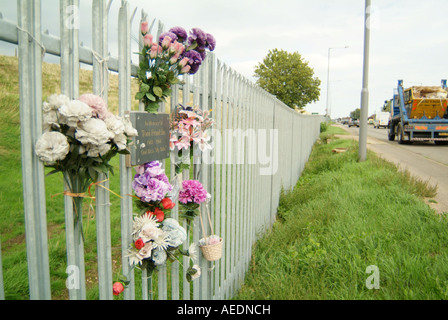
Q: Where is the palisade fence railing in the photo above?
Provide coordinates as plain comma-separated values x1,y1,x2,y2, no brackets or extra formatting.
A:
0,0,323,300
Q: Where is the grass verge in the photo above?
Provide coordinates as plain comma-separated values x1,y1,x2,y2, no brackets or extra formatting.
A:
234,132,448,300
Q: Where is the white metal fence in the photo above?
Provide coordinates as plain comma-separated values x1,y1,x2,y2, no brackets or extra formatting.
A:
0,0,323,300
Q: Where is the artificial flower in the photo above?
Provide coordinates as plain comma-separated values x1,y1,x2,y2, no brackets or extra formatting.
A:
35,131,70,163
78,93,112,120
112,282,125,296
161,197,175,210
58,99,92,127
75,118,114,146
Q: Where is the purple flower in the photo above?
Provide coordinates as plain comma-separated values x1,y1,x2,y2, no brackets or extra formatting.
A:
158,31,177,45
185,50,202,75
179,180,208,204
169,26,188,42
132,161,173,202
188,28,207,48
206,33,216,51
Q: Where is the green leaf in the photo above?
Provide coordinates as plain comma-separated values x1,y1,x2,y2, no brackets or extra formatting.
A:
135,91,145,101
145,92,156,102
153,86,163,97
146,102,160,113
140,83,150,94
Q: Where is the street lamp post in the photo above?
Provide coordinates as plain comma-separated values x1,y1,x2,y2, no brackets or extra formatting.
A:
326,46,349,119
359,0,371,162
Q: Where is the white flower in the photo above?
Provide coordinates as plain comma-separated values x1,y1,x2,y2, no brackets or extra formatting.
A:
162,219,186,248
136,242,153,260
75,118,114,146
152,230,170,251
59,100,92,127
139,223,163,243
105,115,125,136
113,133,128,151
35,131,70,163
152,248,167,266
85,143,111,157
43,94,70,112
123,117,138,137
42,110,60,133
126,249,143,267
187,243,198,263
190,265,201,280
132,214,159,237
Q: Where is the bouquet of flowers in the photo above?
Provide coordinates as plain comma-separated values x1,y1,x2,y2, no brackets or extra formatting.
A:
136,23,216,113
178,179,209,222
169,104,214,174
35,93,138,221
126,209,200,281
131,160,176,221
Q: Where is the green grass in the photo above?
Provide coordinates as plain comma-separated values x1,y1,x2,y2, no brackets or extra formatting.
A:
235,132,448,300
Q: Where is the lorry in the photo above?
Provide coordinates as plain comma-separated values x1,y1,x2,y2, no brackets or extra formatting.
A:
388,80,448,145
374,111,390,129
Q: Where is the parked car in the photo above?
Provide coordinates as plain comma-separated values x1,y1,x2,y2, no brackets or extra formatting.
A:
348,119,359,127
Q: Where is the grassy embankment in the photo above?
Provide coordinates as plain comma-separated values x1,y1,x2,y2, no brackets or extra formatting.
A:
235,125,448,300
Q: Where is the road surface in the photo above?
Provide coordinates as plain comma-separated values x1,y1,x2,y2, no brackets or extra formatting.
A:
335,124,448,214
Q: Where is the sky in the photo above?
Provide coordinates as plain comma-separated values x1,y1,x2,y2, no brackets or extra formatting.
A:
1,0,448,119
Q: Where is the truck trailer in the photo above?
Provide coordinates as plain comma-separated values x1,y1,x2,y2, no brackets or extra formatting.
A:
388,80,448,145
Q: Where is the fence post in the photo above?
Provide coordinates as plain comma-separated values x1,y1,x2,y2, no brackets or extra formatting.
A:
17,0,52,300
118,0,135,300
92,0,113,300
59,0,87,300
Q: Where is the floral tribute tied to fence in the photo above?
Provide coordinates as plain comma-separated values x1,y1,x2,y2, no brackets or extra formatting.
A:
0,0,323,300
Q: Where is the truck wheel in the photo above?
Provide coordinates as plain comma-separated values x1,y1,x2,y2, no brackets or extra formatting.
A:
397,123,411,144
388,125,395,141
397,124,405,144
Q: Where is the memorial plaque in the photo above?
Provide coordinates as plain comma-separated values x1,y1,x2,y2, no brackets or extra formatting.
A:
126,111,170,167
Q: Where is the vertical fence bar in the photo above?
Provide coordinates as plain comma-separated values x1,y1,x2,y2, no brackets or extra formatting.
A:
213,59,223,299
17,0,51,300
60,0,86,300
92,0,113,300
181,72,191,300
118,0,135,300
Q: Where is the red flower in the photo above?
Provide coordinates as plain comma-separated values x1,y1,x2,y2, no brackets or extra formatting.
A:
154,207,165,222
161,197,175,210
113,282,124,296
146,209,165,222
134,238,145,250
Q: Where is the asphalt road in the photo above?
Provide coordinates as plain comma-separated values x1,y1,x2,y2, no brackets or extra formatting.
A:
335,123,448,214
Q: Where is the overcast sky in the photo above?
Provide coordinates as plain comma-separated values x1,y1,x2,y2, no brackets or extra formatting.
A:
1,0,447,118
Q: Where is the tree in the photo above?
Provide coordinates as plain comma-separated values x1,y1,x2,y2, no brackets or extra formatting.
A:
254,49,321,109
350,108,361,120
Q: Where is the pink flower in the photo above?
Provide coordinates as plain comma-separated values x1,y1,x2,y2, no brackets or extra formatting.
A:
141,21,149,35
143,34,153,47
179,180,208,204
150,43,162,59
178,57,189,68
113,282,124,296
78,93,112,120
161,36,172,49
170,53,180,65
180,65,191,74
176,135,191,151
